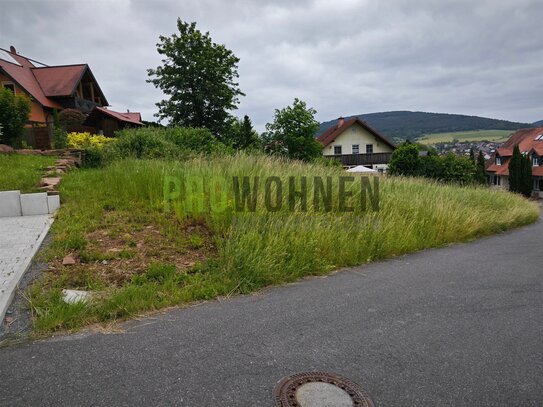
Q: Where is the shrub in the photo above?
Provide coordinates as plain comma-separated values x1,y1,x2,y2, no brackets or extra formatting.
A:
101,127,232,163
67,132,114,149
58,109,86,127
0,88,31,146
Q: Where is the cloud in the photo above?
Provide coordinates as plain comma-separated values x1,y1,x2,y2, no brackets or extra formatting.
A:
1,0,542,129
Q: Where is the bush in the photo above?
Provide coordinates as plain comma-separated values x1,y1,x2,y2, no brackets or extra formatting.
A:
67,132,114,149
83,147,104,168
101,127,232,163
0,88,31,146
58,109,86,127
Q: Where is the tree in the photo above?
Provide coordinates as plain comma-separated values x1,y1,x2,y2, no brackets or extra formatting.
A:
508,145,523,194
0,88,31,146
509,145,533,197
147,20,244,138
475,150,487,184
263,98,321,161
388,141,421,176
520,153,533,197
469,148,475,162
229,115,260,150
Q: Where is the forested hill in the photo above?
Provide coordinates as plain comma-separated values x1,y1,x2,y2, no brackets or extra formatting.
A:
318,111,532,141
533,120,543,126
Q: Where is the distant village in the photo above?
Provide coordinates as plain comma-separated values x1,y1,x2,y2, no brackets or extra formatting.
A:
432,140,501,160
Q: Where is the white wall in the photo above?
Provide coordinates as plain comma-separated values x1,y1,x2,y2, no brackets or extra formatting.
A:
322,123,394,156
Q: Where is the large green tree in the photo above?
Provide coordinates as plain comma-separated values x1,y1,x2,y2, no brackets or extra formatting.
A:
0,88,31,146
263,98,321,161
147,20,244,138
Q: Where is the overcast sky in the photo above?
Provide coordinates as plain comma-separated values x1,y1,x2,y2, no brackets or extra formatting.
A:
1,0,542,129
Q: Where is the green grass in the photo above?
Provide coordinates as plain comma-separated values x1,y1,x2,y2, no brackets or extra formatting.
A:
0,154,56,192
417,130,513,145
28,154,540,333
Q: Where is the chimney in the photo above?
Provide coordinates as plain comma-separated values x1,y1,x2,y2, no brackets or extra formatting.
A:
337,117,344,127
9,45,16,54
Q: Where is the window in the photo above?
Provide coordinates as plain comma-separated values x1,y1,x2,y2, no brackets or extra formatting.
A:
533,156,540,167
334,145,342,155
492,175,501,186
352,144,359,154
366,144,374,154
495,156,502,165
535,134,543,141
2,82,15,93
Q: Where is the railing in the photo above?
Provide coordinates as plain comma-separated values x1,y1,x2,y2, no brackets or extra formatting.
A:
327,152,393,166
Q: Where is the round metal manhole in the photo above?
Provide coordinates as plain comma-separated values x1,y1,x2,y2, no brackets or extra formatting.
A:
273,372,375,407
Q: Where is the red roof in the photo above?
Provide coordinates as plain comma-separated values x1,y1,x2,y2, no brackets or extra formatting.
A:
32,65,87,97
93,107,143,125
486,127,543,176
317,117,395,150
0,47,108,107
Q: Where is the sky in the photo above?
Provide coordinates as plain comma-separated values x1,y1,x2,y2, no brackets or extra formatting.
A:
1,0,542,130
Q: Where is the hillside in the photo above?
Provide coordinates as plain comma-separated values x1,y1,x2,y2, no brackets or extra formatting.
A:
318,111,532,142
533,120,543,126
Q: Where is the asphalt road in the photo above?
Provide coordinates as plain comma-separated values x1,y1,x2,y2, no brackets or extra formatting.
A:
0,218,542,406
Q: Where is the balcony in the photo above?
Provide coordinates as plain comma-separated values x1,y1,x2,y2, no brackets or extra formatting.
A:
327,152,393,167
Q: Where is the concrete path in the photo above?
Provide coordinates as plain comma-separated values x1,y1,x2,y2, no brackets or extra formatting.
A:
0,215,53,322
0,217,542,406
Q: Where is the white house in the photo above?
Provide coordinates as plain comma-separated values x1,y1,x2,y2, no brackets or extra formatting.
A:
317,117,395,171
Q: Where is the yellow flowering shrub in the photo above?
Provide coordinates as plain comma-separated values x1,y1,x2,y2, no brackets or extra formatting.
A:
66,132,114,149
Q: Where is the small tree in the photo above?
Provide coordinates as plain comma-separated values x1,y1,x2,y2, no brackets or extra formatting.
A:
263,98,321,161
147,20,244,138
0,88,31,146
520,154,533,197
388,141,421,176
508,145,523,194
229,115,260,150
475,150,487,184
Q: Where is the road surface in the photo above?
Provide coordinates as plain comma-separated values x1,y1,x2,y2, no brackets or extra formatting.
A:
0,218,542,406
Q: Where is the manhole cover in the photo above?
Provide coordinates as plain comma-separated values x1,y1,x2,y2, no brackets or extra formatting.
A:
273,372,375,407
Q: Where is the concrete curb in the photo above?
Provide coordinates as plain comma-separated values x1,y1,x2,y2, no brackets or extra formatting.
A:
0,215,54,323
0,191,59,218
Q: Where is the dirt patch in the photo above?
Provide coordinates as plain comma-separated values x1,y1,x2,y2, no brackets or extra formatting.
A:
47,214,215,288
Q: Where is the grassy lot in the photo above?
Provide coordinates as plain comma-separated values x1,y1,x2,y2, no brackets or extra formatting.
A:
29,154,539,333
417,130,513,145
0,154,56,193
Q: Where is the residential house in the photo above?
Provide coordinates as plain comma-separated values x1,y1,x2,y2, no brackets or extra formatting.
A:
486,127,543,198
317,117,395,170
0,46,142,148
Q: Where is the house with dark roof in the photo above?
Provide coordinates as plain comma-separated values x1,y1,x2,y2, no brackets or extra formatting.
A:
317,117,395,170
486,127,543,198
0,45,142,147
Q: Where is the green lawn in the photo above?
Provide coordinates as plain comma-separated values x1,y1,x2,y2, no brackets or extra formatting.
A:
29,154,539,333
417,130,513,145
0,154,56,193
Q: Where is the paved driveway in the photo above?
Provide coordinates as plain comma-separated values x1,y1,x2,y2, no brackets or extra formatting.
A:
0,215,53,322
0,217,541,406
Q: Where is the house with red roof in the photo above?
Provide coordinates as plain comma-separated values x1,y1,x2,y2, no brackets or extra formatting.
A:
317,117,395,170
486,127,543,198
0,45,142,147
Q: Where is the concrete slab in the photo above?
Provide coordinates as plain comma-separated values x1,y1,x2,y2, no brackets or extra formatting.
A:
47,194,60,213
0,215,53,322
20,192,48,216
0,191,22,218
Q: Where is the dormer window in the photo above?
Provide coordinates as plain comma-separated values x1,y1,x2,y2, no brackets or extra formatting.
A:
533,155,540,167
535,134,543,141
495,156,502,165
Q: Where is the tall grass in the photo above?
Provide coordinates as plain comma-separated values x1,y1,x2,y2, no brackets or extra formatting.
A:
31,154,539,332
0,154,56,192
